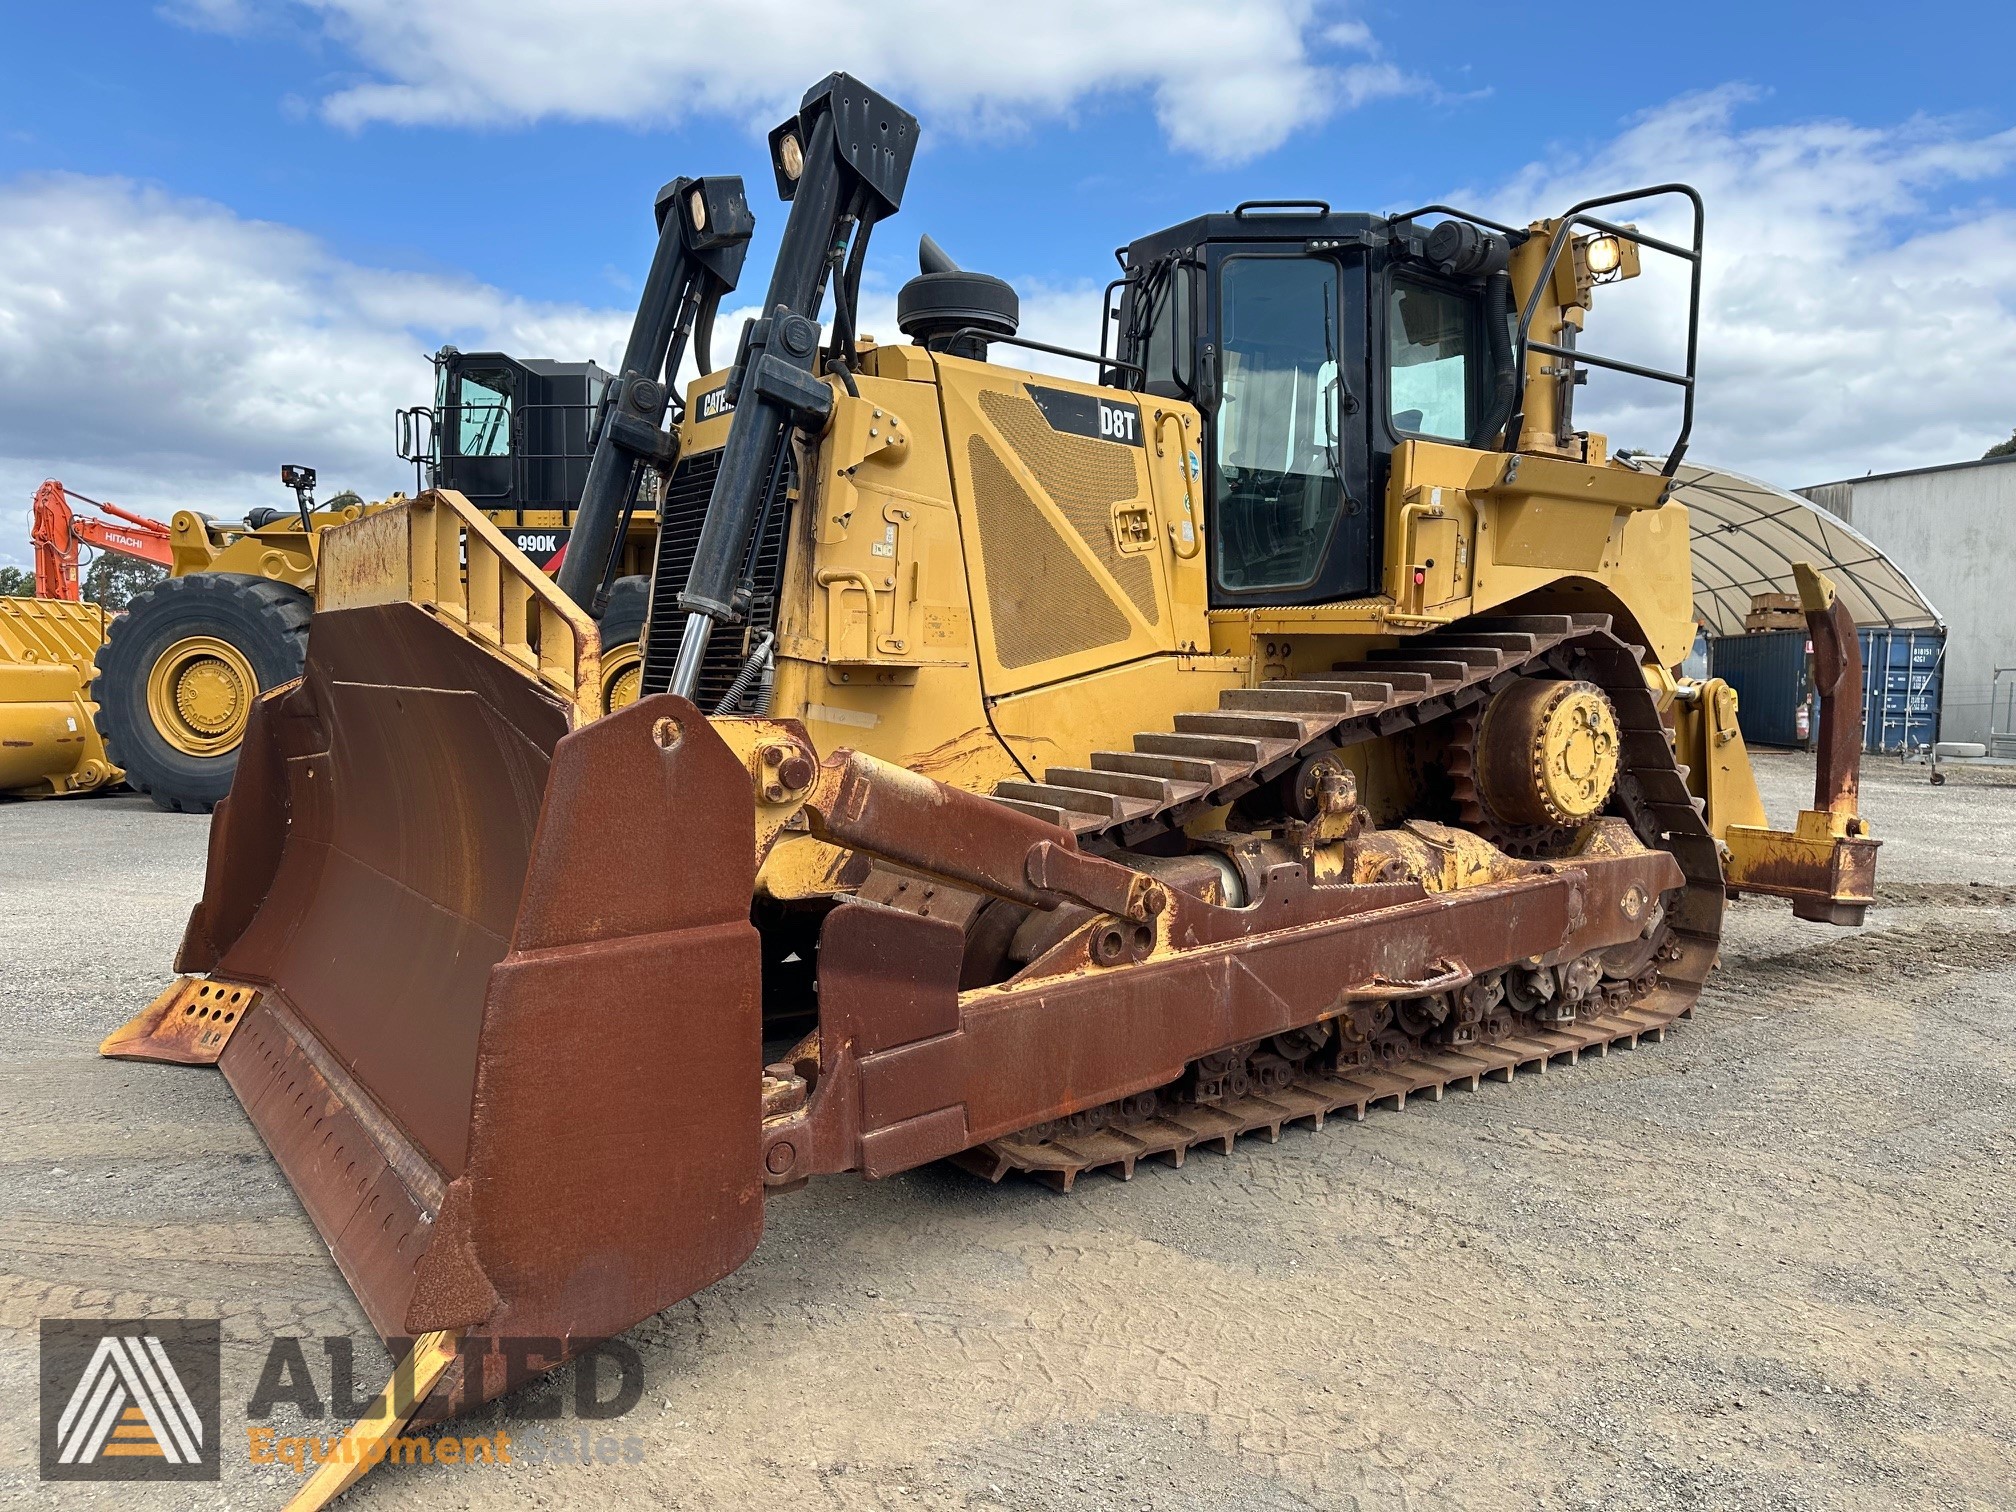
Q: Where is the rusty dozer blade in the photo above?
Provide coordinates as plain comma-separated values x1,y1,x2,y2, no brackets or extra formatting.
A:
104,492,766,1412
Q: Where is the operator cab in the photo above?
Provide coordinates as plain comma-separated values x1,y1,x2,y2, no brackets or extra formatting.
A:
396,346,613,564
1115,201,1519,609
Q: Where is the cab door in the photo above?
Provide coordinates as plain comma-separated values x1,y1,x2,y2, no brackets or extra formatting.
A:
1201,248,1375,607
443,363,517,504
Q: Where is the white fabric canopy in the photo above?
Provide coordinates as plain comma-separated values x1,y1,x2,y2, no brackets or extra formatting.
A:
1618,454,1944,635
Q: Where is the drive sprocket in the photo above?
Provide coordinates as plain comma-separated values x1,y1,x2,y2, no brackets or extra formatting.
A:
1445,675,1621,856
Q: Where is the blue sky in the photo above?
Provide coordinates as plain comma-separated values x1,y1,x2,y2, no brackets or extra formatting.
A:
1,1,2013,558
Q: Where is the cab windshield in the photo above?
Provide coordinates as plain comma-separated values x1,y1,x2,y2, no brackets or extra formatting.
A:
455,370,513,458
1213,256,1345,592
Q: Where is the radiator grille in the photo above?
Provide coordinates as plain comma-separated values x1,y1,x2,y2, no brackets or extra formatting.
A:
977,388,1159,627
968,436,1130,670
639,447,793,707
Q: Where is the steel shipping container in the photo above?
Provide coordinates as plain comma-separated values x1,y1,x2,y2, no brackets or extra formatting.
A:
1707,626,1946,753
1858,626,1944,754
1710,630,1810,748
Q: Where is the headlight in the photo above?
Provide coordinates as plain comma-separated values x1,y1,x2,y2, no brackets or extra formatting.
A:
777,132,804,181
1583,234,1623,275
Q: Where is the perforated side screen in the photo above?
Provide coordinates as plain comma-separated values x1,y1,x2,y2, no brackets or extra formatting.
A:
967,436,1131,670
977,389,1160,627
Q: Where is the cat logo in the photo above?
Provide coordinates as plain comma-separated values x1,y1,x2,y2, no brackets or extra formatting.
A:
698,385,735,421
41,1320,220,1482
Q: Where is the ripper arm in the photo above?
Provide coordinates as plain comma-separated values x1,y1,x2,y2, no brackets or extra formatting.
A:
1721,563,1879,924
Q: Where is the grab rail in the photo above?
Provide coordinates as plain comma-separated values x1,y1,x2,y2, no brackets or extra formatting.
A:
318,488,601,724
1505,184,1704,478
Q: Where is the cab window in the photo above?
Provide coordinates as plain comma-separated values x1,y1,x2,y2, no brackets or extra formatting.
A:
455,370,513,458
1388,279,1471,441
1213,255,1346,592
1139,261,1193,395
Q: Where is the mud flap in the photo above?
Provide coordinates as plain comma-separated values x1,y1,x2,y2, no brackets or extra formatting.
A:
113,602,765,1409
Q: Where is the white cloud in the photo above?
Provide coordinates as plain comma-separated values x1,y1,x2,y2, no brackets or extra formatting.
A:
0,173,1115,570
0,174,628,567
1467,88,2016,484
5,88,2012,569
199,0,1413,166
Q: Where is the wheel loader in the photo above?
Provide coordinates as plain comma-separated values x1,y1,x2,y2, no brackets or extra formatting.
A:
101,73,1877,1505
0,176,751,811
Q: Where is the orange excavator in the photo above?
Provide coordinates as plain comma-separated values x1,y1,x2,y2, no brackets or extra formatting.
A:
29,479,174,600
0,481,172,797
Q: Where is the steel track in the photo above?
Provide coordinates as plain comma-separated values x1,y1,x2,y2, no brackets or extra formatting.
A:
970,613,1725,1187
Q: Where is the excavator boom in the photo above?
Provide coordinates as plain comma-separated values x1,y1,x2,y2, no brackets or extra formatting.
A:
30,479,173,600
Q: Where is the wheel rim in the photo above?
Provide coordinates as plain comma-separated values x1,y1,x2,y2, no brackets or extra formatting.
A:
601,645,642,714
145,635,258,756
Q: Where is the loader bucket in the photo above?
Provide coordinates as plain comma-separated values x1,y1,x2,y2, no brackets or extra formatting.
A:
104,493,766,1408
0,597,117,797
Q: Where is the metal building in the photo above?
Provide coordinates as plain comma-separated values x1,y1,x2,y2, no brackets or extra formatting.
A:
1612,456,1946,752
1798,453,2016,749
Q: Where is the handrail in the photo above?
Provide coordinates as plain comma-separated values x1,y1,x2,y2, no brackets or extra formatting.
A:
1233,199,1331,218
1504,183,1704,478
927,328,1145,389
1383,202,1525,237
1152,408,1202,560
815,567,898,660
318,488,601,725
1098,273,1130,377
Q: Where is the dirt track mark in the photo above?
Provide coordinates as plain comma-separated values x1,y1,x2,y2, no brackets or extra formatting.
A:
1723,919,2016,987
1877,879,2016,907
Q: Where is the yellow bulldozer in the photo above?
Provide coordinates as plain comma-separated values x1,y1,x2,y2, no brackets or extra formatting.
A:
101,73,1876,1505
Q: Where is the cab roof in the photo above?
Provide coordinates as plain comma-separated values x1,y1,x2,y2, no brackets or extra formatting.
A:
1123,207,1390,267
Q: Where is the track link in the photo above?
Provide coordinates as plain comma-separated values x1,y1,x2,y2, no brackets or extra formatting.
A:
957,1002,1687,1191
973,613,1724,1189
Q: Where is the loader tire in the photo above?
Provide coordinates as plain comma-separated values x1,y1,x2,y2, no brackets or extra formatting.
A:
596,575,649,714
93,573,312,813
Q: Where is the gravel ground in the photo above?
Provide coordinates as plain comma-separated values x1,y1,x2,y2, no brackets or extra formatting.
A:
1,749,2012,1510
